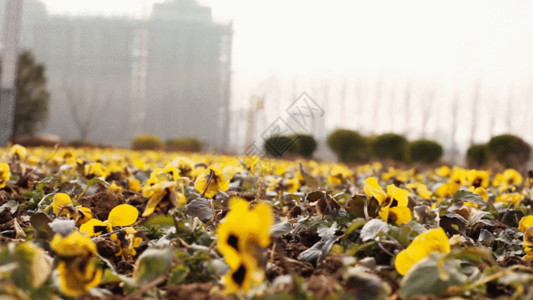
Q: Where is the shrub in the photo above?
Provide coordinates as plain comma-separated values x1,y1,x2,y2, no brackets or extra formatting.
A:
327,129,369,163
408,139,443,164
488,134,531,168
131,134,164,150
166,137,203,152
370,133,408,162
466,144,489,168
264,135,295,157
289,134,317,158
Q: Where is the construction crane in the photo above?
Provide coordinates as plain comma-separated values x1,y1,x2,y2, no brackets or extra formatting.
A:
0,0,23,146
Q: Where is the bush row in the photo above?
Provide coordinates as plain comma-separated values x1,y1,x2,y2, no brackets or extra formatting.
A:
467,134,531,169
263,134,317,158
327,130,443,164
131,134,202,152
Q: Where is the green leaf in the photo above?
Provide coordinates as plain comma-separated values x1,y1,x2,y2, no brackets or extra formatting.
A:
346,194,366,218
30,212,52,239
299,162,318,190
399,253,467,299
185,198,213,222
452,191,485,205
0,242,52,290
0,200,19,214
133,247,174,286
168,264,190,285
360,219,389,242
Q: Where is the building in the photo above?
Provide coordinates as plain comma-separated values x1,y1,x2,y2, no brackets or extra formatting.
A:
3,0,232,149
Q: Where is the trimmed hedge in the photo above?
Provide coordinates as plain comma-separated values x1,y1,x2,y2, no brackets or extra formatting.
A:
466,144,489,168
264,135,295,157
131,134,164,150
166,137,202,152
327,129,369,163
289,134,317,158
408,139,443,164
371,133,408,162
488,134,531,168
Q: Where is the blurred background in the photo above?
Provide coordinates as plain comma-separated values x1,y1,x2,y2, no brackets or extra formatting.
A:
1,0,533,164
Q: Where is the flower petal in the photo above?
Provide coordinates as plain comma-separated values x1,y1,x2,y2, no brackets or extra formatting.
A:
108,204,139,227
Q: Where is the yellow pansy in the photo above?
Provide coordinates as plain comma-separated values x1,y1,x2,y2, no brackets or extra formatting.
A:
0,162,10,189
141,167,187,217
493,169,523,191
9,144,27,161
519,215,533,233
84,162,110,178
110,226,143,259
50,231,97,257
435,181,461,198
80,204,138,237
406,182,432,200
394,227,450,275
52,193,94,226
465,170,490,188
364,177,412,225
50,232,102,297
523,227,533,262
128,177,141,192
495,193,524,208
435,165,451,178
217,200,273,293
194,166,237,198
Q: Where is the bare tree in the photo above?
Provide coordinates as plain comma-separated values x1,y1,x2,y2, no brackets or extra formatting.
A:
420,87,435,138
403,81,412,137
469,81,481,145
62,81,114,141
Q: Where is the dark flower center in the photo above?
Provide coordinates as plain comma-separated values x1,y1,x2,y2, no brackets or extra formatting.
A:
228,234,239,251
232,264,247,286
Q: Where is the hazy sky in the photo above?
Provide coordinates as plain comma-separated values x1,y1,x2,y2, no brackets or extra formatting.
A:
35,0,533,148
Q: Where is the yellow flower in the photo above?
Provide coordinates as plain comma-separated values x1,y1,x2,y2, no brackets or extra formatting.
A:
110,227,143,259
141,167,187,217
465,170,489,188
80,204,138,237
9,144,27,160
283,175,300,193
519,215,533,233
128,177,141,192
52,193,73,215
471,187,489,202
495,193,524,208
217,200,273,293
435,180,461,198
435,165,451,178
406,182,432,200
50,231,97,258
493,169,523,191
52,193,94,226
56,260,102,297
84,162,109,178
0,162,10,189
394,227,450,275
51,232,101,297
194,166,237,198
523,227,533,262
108,181,124,192
364,177,412,225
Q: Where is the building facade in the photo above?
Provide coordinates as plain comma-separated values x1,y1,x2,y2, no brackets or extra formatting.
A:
3,0,232,149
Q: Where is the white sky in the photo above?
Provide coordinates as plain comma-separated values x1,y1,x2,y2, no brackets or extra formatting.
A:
35,0,533,148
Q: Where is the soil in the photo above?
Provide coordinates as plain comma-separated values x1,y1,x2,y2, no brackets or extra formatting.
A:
79,190,126,220
163,283,231,300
